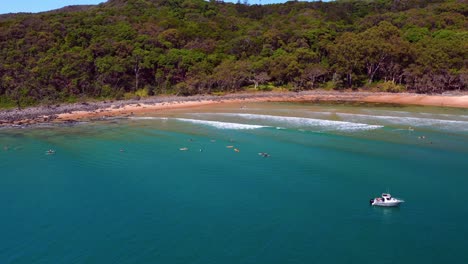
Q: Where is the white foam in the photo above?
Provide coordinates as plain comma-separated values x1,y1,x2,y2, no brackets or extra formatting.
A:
419,112,468,121
361,109,413,116
362,109,468,121
213,113,383,131
337,113,468,131
174,118,267,130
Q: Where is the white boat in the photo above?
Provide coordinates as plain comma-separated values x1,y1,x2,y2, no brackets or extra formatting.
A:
370,193,404,207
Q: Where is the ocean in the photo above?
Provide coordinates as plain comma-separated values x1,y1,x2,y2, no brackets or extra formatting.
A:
1,101,468,263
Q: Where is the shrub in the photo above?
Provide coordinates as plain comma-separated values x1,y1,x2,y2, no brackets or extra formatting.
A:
322,81,336,91
100,85,113,98
257,84,274,91
211,91,226,96
135,87,150,98
123,92,140,100
374,81,407,93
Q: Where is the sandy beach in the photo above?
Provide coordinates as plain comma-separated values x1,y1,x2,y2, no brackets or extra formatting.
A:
362,94,468,108
1,90,467,126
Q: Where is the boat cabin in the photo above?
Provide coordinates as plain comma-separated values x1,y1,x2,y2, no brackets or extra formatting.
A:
382,193,392,200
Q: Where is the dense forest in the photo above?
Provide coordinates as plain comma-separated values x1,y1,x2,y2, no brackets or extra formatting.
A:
0,0,467,108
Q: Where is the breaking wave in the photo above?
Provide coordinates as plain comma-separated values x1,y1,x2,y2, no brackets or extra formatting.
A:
337,113,468,132
174,118,268,130
210,113,383,131
360,109,468,121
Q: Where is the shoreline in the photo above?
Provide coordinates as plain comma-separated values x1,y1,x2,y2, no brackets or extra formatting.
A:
1,91,467,127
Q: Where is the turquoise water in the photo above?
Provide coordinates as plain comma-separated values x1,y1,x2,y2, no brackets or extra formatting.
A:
1,102,468,263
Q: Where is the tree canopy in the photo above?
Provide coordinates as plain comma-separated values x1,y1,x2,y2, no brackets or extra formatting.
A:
0,0,466,107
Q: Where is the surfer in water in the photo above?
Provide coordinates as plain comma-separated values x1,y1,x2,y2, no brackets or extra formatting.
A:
46,149,55,155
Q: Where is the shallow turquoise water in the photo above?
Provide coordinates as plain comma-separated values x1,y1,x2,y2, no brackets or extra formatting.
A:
1,102,468,263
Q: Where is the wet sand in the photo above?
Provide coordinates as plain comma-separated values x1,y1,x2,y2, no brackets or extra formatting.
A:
1,91,467,126
362,94,468,108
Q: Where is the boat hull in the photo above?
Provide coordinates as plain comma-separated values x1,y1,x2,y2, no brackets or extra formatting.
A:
371,201,402,207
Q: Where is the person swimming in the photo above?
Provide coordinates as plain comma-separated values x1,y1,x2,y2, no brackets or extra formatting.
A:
46,149,55,155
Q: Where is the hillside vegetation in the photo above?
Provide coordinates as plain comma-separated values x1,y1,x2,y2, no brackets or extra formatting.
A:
0,0,466,108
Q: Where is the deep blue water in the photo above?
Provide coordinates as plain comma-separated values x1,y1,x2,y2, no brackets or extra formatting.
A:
1,102,468,263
